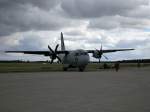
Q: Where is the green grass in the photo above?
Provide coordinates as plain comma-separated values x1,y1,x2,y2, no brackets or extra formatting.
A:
0,63,63,73
0,62,150,73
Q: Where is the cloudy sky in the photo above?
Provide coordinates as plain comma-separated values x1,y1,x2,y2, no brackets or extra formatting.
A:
0,0,150,61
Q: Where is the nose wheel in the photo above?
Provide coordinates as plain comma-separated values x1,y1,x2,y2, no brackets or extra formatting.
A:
63,66,85,72
78,66,85,72
63,67,68,71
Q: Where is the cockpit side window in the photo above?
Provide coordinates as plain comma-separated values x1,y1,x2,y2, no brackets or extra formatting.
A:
75,52,88,56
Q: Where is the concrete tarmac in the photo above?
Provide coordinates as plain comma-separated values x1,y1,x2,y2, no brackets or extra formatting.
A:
0,68,150,112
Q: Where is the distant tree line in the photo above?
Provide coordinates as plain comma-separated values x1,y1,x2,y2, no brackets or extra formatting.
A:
90,59,150,63
118,59,150,63
0,60,55,63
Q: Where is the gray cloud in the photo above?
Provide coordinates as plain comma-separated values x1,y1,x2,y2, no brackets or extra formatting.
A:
0,0,60,10
14,35,45,51
0,33,50,61
88,15,150,30
126,3,150,19
115,38,150,48
61,0,149,18
88,16,119,30
0,0,69,36
0,0,149,37
65,30,85,36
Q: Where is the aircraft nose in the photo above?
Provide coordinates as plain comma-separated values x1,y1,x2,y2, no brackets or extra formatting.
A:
78,55,89,65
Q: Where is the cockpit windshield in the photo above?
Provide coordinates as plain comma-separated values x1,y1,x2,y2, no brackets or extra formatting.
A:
75,52,88,56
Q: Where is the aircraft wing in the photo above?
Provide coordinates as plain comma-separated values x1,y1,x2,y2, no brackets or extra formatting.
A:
5,50,69,56
86,48,134,53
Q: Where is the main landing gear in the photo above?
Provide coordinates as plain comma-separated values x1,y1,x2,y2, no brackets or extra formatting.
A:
63,67,68,71
63,66,85,72
78,66,85,72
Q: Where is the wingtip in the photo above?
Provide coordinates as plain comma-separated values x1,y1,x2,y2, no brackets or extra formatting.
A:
0,51,6,53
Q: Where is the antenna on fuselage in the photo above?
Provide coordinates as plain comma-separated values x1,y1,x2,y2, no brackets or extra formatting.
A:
61,32,65,51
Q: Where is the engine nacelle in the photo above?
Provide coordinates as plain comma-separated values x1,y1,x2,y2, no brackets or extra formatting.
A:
92,51,102,59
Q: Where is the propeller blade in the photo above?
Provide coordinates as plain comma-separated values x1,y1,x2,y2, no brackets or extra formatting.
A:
103,54,109,60
55,44,59,52
99,58,100,63
56,56,61,62
48,45,55,54
50,59,54,64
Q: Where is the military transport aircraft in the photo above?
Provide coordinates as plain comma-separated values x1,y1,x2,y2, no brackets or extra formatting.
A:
6,32,134,71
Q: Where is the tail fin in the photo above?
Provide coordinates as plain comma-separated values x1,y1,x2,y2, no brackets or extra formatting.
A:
61,32,65,51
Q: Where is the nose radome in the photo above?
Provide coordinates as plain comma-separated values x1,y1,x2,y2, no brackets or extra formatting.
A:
78,55,89,65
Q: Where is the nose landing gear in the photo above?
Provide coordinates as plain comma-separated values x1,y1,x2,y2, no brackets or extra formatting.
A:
63,66,85,72
78,66,85,72
63,67,68,71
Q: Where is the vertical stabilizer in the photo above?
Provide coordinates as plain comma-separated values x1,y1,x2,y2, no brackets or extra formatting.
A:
61,32,65,51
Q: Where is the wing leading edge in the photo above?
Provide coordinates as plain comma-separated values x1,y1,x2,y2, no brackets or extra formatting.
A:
5,50,69,56
86,48,134,53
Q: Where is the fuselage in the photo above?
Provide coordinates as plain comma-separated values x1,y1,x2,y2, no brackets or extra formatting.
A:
59,49,90,68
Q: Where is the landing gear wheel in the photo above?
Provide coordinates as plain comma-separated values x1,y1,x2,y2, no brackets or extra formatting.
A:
78,67,85,72
63,67,68,71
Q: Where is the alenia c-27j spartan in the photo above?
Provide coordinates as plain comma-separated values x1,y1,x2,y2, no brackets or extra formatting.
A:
6,32,134,71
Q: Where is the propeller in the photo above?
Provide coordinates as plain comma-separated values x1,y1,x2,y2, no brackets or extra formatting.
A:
96,44,108,63
48,44,61,64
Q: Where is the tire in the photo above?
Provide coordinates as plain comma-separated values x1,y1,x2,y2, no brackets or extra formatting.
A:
63,67,68,71
78,67,85,72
